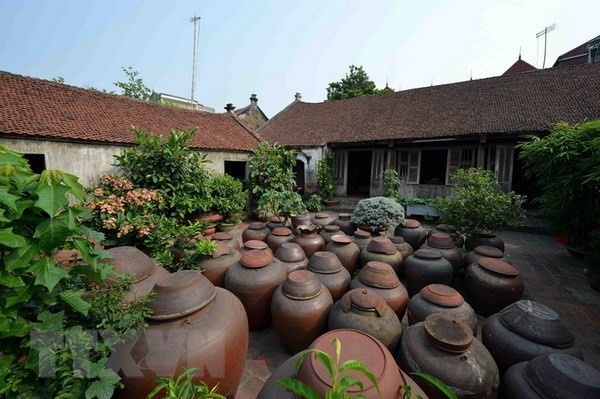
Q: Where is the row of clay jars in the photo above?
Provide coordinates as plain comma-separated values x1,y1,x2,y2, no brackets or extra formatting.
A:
464,245,509,269
242,221,271,243
360,236,403,276
330,212,356,235
394,219,427,250
404,249,453,297
420,233,463,274
398,314,499,399
307,251,351,302
265,227,295,253
319,225,342,245
325,234,360,275
293,225,325,259
195,241,241,288
427,224,465,249
274,243,308,274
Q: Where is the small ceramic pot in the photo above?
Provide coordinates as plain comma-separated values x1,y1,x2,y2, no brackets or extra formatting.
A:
319,225,342,245
352,229,373,252
360,236,403,275
389,236,414,263
195,241,241,288
427,224,464,249
307,251,351,302
266,216,287,231
293,225,326,259
311,212,335,231
242,222,270,243
464,245,509,269
266,227,295,253
466,232,505,252
239,239,273,256
404,249,453,297
274,243,308,274
212,231,241,251
325,234,360,275
394,219,427,250
421,233,464,274
331,212,357,235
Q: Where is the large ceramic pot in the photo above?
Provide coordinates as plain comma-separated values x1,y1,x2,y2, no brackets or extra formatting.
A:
500,353,600,399
307,251,351,302
211,231,241,251
465,258,524,316
360,236,403,275
274,243,308,274
394,219,427,250
271,270,333,355
265,227,295,253
350,261,409,320
398,314,499,399
481,300,583,374
427,224,464,249
266,216,286,231
319,225,342,245
293,224,326,259
329,288,402,352
404,249,453,297
389,236,414,262
421,233,464,274
194,241,241,288
407,284,477,334
325,234,360,275
224,250,287,330
331,212,357,235
464,246,508,269
118,270,248,399
238,239,273,257
466,232,505,252
311,212,335,231
352,229,373,252
257,329,428,399
242,221,271,243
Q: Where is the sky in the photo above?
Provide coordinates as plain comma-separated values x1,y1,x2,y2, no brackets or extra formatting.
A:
1,0,599,118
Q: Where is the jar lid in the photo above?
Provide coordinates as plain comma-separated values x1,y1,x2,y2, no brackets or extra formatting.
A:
105,246,156,283
435,224,450,232
353,229,371,239
477,257,518,276
248,221,267,230
420,284,464,307
315,212,329,219
331,234,353,244
404,219,421,229
282,270,322,300
240,249,273,269
499,300,574,348
210,241,231,258
243,240,269,251
414,248,442,260
424,314,473,353
338,213,351,219
272,227,293,236
426,233,455,249
275,243,306,263
324,225,340,233
148,270,216,320
366,236,397,255
340,289,388,316
523,354,600,399
389,236,406,244
358,261,401,289
473,245,503,258
298,224,318,234
212,232,232,241
270,216,285,223
307,251,344,274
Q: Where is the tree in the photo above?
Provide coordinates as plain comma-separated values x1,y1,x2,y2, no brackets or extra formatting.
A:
52,76,65,83
326,65,393,101
113,66,151,100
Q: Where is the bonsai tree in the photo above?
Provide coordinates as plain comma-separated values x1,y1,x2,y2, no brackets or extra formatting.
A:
317,152,336,201
351,196,405,233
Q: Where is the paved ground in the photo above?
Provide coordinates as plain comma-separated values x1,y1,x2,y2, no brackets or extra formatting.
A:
233,225,600,398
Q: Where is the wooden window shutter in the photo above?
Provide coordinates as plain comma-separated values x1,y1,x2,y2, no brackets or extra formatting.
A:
407,150,420,184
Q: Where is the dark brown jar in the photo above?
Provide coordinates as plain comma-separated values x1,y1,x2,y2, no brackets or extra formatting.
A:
266,215,286,231
271,270,333,355
242,221,270,243
265,227,295,253
360,236,403,275
319,224,342,245
224,250,287,330
394,219,427,250
291,213,311,228
274,243,308,274
212,231,241,251
404,249,453,297
421,233,464,274
239,239,273,257
481,300,583,374
352,229,373,252
307,251,351,302
325,234,360,275
194,241,241,288
398,314,499,399
331,212,357,235
466,232,505,252
118,270,248,399
465,258,524,316
500,353,600,399
407,284,477,334
293,224,326,259
464,246,508,269
350,261,409,320
428,224,464,249
311,212,335,231
389,236,414,262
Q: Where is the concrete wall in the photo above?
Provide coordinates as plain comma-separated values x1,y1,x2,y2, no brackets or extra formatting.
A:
203,150,251,175
296,147,324,193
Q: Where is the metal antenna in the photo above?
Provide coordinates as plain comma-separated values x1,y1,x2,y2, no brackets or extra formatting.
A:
190,15,202,101
536,23,556,69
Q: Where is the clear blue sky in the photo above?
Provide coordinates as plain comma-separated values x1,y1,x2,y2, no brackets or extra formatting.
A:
1,0,598,117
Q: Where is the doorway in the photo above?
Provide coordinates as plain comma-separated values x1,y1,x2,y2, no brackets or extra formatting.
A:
293,160,306,196
419,149,447,185
347,151,372,197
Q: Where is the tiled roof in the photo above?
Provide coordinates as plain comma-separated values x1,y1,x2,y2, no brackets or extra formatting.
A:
259,63,600,146
502,57,537,75
0,71,261,151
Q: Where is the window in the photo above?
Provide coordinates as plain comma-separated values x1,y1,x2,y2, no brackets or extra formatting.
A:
446,147,476,184
224,161,246,180
23,154,46,174
394,150,420,184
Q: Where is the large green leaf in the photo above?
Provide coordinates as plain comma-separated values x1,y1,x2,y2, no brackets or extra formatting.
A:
85,359,121,399
59,289,91,316
34,184,69,217
32,310,65,331
0,186,19,210
34,218,72,254
0,316,29,338
32,257,68,292
0,314,11,332
0,271,25,288
0,209,9,223
5,241,38,271
412,372,458,399
4,281,34,307
60,172,84,202
0,228,27,248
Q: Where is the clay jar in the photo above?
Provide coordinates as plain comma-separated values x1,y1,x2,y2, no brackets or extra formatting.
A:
421,233,464,274
329,288,402,352
352,229,373,252
118,270,248,399
428,224,464,249
404,249,453,297
360,236,403,275
325,234,360,275
331,212,357,235
350,261,409,320
311,212,335,231
464,245,509,269
500,353,600,399
195,241,241,288
293,224,325,259
466,232,505,252
465,257,524,316
271,270,333,355
291,213,311,228
394,219,427,250
481,300,583,374
265,227,295,253
389,236,414,262
212,231,241,251
224,250,287,330
242,221,270,243
274,243,308,274
407,284,477,334
266,216,286,231
239,239,273,257
307,251,351,302
398,314,499,399
319,225,342,245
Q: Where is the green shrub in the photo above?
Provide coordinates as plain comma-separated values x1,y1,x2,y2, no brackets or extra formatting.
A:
304,194,324,212
207,174,247,219
383,169,402,203
317,153,336,200
351,196,405,230
248,142,297,203
257,189,306,224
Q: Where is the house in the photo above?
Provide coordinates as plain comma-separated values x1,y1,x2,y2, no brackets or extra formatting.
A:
0,71,261,186
149,91,216,113
502,55,537,75
234,94,269,131
258,63,600,200
553,35,600,67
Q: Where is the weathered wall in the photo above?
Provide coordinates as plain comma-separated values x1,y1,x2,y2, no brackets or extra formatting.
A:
296,147,324,193
203,150,251,175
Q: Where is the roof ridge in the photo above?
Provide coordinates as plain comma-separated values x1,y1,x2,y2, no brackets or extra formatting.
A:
257,99,300,134
228,112,265,143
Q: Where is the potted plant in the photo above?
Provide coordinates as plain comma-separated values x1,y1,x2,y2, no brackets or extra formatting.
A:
318,153,338,206
256,189,307,226
351,196,405,234
207,173,248,231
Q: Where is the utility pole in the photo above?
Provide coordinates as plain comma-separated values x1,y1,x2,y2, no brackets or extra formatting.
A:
190,15,201,101
536,23,556,69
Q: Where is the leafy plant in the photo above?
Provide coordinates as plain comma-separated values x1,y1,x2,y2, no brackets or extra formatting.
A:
207,174,247,219
433,168,525,237
326,65,393,101
257,189,306,225
351,197,405,230
114,66,152,100
194,240,218,257
147,368,225,399
410,372,458,399
305,194,325,212
318,153,337,200
383,169,402,203
248,142,297,203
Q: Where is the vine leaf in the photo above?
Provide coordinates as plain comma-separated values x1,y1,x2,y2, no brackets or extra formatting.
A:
32,257,68,292
59,289,91,316
34,184,69,217
5,241,38,271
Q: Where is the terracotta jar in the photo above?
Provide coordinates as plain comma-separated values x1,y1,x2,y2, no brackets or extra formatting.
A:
319,224,342,245
398,314,499,399
421,233,464,274
404,249,453,297
464,245,509,269
350,261,409,320
293,224,325,259
481,300,583,374
257,329,428,399
266,216,286,231
389,236,414,262
331,212,357,235
466,232,505,252
352,229,373,252
307,251,351,302
266,227,295,253
271,270,333,355
325,234,360,275
274,243,308,274
311,212,335,231
291,213,311,228
242,221,270,243
212,231,241,251
194,241,241,288
239,239,273,257
465,257,524,316
394,219,427,250
224,250,287,330
118,270,248,399
428,224,464,249
500,353,600,399
407,284,477,334
360,236,403,275
104,246,170,303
